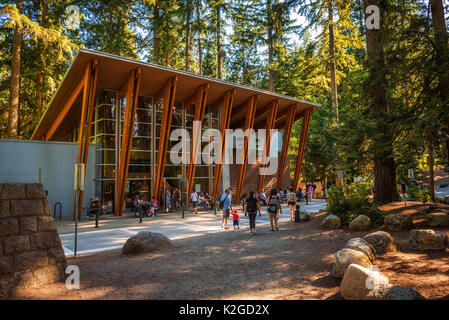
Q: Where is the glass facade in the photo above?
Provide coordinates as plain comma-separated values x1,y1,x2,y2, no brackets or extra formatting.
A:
91,89,219,214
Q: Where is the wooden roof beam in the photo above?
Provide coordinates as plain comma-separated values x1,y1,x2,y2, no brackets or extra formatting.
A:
233,99,279,129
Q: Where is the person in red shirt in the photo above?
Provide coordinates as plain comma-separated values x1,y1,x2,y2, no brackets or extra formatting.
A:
231,210,240,230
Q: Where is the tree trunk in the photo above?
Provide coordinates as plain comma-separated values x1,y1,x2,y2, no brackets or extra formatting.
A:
216,4,222,79
196,0,202,75
8,0,24,139
153,1,160,64
185,0,191,71
363,0,399,203
428,138,436,202
36,0,48,114
267,0,274,92
328,0,339,122
430,0,449,164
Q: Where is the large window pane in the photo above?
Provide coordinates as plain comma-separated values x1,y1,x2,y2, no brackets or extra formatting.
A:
130,151,151,165
128,166,151,179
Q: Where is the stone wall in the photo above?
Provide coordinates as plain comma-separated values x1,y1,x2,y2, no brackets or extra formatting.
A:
0,183,67,298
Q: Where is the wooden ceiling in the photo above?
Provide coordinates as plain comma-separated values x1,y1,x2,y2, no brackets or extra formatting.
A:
32,49,320,140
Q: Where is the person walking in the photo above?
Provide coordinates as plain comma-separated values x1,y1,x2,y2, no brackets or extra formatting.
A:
219,188,233,229
287,187,297,221
267,188,281,231
245,191,261,235
307,184,314,203
190,190,199,214
400,180,407,205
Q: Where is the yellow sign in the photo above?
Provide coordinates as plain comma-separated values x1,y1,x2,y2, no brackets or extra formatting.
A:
74,163,85,191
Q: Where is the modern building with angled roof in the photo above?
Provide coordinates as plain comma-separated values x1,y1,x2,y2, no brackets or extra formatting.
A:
31,49,319,219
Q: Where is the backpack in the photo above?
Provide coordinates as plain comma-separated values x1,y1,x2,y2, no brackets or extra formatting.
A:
267,196,278,213
218,194,228,210
246,197,257,212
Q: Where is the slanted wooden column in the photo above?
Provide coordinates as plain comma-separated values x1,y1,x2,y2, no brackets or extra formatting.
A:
233,95,258,203
153,77,178,201
73,60,98,220
45,80,85,141
211,90,235,199
256,100,279,195
115,69,142,217
276,104,297,191
186,83,209,197
293,108,312,190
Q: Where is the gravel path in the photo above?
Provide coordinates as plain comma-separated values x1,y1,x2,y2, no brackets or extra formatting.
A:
12,203,449,300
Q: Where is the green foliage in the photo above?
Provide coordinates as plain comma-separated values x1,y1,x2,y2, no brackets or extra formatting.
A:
406,184,431,204
1,0,448,191
327,182,383,227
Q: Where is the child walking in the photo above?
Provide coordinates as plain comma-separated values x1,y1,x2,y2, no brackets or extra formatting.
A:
231,210,240,230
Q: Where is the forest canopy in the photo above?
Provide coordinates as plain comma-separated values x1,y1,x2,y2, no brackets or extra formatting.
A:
1,0,448,203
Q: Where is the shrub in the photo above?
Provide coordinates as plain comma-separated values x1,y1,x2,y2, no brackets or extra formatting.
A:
406,184,430,203
327,182,383,227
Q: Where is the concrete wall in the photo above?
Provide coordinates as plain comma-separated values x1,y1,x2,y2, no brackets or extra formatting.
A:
0,139,96,219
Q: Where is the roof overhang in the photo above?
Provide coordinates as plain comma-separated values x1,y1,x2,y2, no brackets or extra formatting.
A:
32,48,320,140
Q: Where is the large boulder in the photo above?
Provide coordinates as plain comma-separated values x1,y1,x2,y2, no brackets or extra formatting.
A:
349,215,371,231
384,214,414,231
435,197,445,204
331,248,372,278
122,231,174,254
365,284,425,300
426,212,449,227
427,203,439,212
321,214,341,229
427,203,449,213
340,264,389,300
409,229,447,251
363,231,397,254
445,195,449,204
299,210,311,221
344,238,376,263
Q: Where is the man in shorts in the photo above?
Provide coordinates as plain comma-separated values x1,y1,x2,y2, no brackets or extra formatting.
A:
220,188,233,229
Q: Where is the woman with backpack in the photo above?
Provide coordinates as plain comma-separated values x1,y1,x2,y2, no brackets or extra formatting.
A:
245,191,261,235
267,188,281,231
287,187,297,221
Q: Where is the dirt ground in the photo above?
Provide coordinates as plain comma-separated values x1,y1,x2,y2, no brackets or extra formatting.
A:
11,202,449,300
421,169,449,187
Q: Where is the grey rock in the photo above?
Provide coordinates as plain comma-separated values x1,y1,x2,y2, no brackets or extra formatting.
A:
299,211,311,221
409,229,447,251
365,284,425,300
426,212,449,227
384,214,413,231
321,214,341,229
340,264,389,300
331,248,372,278
363,231,397,254
349,215,371,231
344,238,376,262
122,231,174,254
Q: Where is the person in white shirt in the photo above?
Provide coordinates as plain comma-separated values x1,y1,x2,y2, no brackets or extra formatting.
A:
191,191,199,214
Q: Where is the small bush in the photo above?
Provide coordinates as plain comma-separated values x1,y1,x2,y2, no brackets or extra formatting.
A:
327,182,383,227
406,184,431,203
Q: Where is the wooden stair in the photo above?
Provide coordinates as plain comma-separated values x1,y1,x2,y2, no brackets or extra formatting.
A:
229,158,291,200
